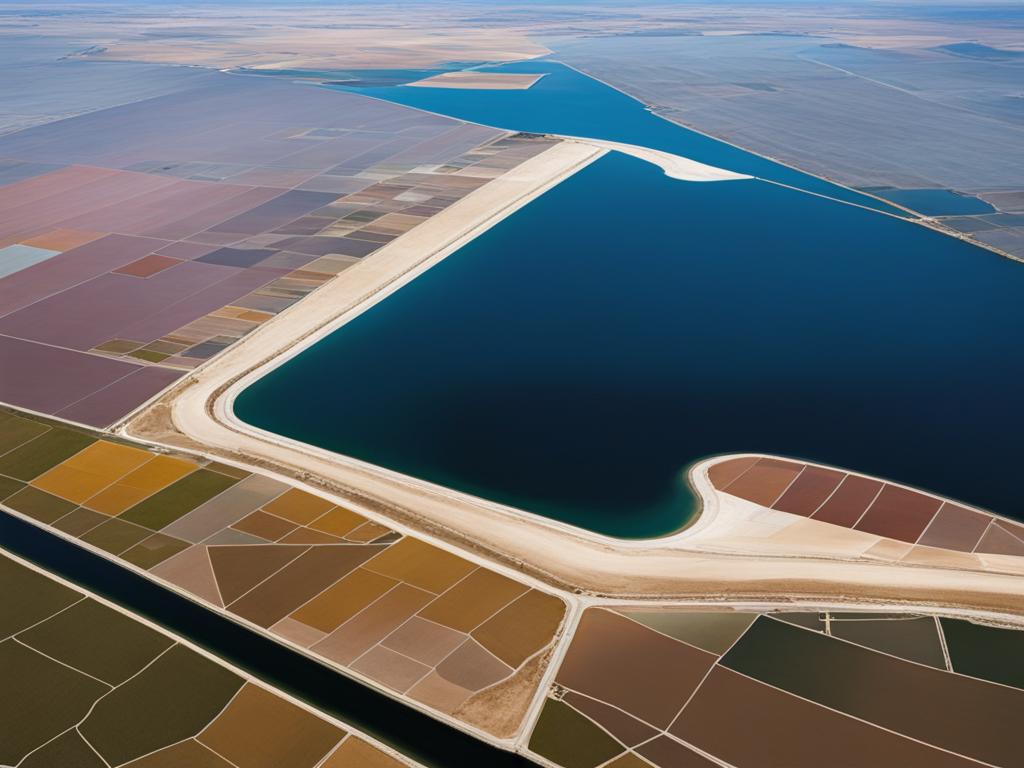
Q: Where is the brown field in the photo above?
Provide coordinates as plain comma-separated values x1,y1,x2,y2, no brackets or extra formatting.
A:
532,605,1024,768
362,538,476,594
292,568,400,634
419,568,528,632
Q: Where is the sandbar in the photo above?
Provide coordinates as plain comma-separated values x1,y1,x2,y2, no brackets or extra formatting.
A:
406,71,546,90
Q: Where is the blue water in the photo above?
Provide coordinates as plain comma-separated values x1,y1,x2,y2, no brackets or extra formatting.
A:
337,60,905,215
237,145,1024,537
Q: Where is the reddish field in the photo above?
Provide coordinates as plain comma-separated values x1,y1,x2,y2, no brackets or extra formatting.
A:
710,455,1024,558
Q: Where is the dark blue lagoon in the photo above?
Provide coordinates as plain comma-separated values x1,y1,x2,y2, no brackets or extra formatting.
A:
236,64,1024,537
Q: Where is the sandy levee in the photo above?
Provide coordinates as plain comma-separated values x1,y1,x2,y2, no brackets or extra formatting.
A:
123,140,1024,619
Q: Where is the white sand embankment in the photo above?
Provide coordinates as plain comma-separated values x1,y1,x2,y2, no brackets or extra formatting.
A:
567,137,751,182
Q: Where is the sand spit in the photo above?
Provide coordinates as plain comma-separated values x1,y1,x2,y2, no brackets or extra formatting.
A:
567,137,752,182
124,139,1024,619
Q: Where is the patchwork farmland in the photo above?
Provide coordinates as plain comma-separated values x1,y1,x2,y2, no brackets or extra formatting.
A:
1,551,415,768
0,70,553,427
530,606,1024,768
0,406,568,739
710,455,1024,558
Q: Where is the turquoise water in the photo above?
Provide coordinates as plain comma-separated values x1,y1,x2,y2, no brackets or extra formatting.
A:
338,60,905,214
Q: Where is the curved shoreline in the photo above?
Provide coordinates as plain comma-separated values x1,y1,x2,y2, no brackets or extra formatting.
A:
121,138,1024,617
